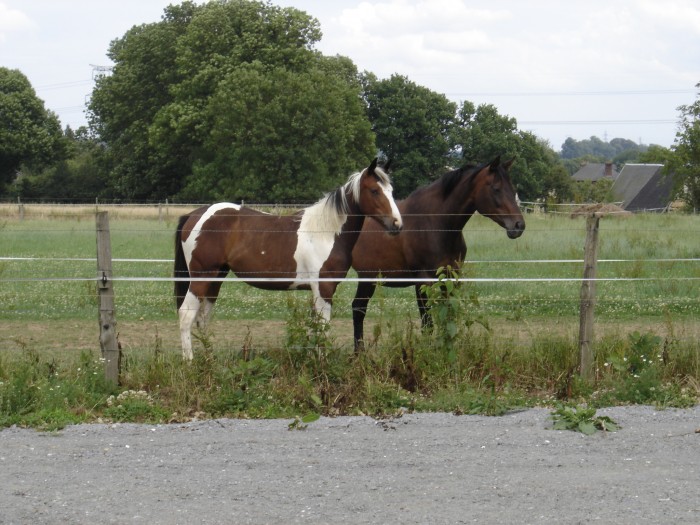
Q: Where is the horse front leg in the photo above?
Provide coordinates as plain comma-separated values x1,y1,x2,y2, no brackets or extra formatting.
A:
313,281,334,324
415,284,433,332
352,281,377,352
178,290,201,361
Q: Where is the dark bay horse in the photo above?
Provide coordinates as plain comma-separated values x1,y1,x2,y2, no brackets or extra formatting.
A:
351,156,525,351
174,159,402,360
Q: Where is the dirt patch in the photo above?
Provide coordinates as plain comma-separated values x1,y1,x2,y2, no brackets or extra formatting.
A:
3,317,697,357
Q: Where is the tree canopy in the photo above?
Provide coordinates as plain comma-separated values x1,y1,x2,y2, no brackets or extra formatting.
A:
669,82,700,210
452,102,562,202
9,0,690,208
88,0,375,202
0,68,67,193
361,73,457,197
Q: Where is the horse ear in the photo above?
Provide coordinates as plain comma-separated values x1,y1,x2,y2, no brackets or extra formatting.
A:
383,159,392,172
489,156,501,171
503,157,515,170
367,157,378,175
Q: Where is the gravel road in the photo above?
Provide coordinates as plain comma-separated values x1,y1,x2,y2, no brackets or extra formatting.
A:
1,406,699,524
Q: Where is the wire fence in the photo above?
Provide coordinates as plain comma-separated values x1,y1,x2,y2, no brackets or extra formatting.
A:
2,255,699,283
2,211,699,353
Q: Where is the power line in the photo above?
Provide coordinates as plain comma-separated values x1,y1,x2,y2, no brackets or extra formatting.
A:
446,89,695,97
34,79,92,91
519,119,677,126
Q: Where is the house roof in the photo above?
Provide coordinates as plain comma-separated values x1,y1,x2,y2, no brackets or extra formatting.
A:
571,163,619,181
610,164,675,211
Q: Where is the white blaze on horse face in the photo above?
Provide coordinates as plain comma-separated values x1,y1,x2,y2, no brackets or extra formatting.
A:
383,182,402,229
182,203,241,268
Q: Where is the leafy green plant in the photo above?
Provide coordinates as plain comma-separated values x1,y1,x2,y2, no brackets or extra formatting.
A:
599,330,693,407
609,331,663,375
419,265,464,362
457,389,511,416
288,412,320,430
285,295,333,359
103,390,169,423
550,404,619,435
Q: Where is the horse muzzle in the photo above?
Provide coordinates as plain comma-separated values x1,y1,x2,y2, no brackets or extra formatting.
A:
506,220,525,239
383,217,403,236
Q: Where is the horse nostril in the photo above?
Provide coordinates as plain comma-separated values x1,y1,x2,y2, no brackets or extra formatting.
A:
388,219,402,235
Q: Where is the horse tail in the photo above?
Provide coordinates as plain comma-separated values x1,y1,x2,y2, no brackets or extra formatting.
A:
174,214,191,311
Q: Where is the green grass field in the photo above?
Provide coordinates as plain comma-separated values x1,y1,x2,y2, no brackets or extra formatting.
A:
2,210,698,324
1,208,698,427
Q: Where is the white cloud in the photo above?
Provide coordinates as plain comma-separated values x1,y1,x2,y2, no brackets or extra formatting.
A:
638,0,700,34
0,2,35,41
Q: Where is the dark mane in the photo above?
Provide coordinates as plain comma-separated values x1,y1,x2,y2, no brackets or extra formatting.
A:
440,162,482,197
326,186,347,216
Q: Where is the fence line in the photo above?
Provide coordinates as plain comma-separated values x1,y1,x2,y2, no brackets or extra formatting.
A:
2,256,699,264
2,276,700,284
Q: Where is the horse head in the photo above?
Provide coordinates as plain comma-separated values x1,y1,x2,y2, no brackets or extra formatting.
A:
476,156,525,239
357,158,403,235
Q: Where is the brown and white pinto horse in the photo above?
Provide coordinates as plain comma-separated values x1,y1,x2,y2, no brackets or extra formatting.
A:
351,157,525,351
174,159,402,360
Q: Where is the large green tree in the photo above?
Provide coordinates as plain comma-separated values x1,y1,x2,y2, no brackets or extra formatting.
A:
361,73,456,197
183,57,374,201
453,102,560,201
15,126,108,201
89,1,197,199
517,130,572,202
669,82,700,210
455,102,520,163
89,0,373,202
0,68,67,194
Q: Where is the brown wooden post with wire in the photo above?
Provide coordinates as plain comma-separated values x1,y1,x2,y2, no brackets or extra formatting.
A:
578,213,600,381
96,211,120,384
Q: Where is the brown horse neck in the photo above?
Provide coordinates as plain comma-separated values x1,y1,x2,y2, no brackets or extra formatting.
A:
321,198,365,274
418,180,476,234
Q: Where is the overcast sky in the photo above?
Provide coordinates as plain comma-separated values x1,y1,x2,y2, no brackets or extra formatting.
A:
2,0,699,150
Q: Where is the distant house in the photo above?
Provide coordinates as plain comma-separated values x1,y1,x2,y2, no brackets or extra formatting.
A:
571,161,618,182
610,164,676,211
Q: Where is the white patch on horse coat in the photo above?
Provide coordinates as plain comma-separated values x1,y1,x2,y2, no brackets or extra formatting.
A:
182,203,241,267
291,192,352,321
179,290,201,360
292,198,345,292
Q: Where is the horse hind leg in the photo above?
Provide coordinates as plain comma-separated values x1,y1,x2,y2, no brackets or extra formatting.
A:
196,298,215,330
179,290,201,360
196,279,224,331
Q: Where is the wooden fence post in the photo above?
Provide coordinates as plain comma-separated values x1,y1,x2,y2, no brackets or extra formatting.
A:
578,213,600,381
96,211,120,385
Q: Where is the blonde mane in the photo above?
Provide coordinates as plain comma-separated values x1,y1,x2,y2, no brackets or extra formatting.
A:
302,165,391,235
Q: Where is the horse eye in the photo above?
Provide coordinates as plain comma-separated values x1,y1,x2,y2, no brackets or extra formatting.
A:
370,189,380,195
